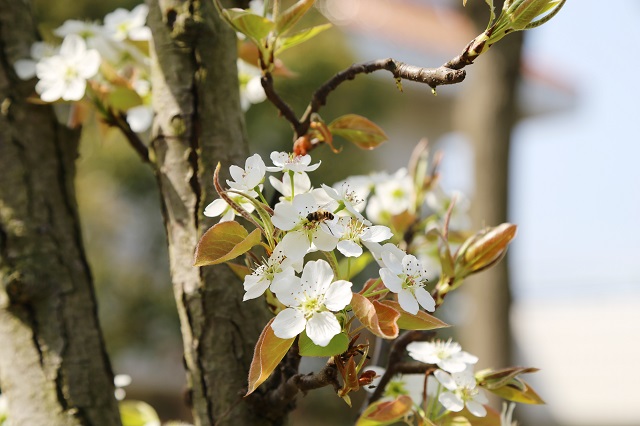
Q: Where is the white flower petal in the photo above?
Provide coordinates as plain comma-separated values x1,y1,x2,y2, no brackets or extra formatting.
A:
305,311,340,347
203,198,228,217
439,392,464,412
311,227,339,252
434,370,457,391
337,240,363,257
380,268,403,293
61,78,86,101
397,289,419,315
271,308,306,339
126,105,153,132
278,231,310,261
242,275,269,301
300,259,334,296
401,254,422,276
271,275,302,306
14,59,36,79
466,400,487,417
414,286,436,312
36,79,65,102
323,280,352,311
272,201,301,230
360,225,393,243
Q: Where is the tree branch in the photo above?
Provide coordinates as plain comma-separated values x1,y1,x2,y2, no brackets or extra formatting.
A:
368,330,435,404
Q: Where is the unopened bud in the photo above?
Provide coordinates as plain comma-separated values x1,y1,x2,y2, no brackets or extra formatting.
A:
454,223,517,277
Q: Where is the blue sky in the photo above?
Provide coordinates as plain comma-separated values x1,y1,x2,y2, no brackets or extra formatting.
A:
509,0,640,300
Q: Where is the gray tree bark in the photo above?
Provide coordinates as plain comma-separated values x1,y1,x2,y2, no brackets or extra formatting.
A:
454,1,523,371
146,1,273,424
0,1,122,425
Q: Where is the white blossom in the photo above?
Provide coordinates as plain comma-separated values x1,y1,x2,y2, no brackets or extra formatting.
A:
269,171,312,200
271,192,343,260
425,186,471,230
379,249,435,315
35,35,100,102
203,189,257,223
322,183,367,222
104,4,152,41
363,366,434,406
54,20,121,62
406,339,478,373
238,60,266,110
336,217,392,258
126,105,153,132
271,260,352,346
243,244,299,301
227,153,266,192
434,368,488,417
14,41,58,80
266,152,320,173
366,168,414,223
114,373,132,401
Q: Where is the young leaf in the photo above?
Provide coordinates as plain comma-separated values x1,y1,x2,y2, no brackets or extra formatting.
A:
298,331,349,357
337,355,360,400
351,293,399,339
194,221,261,266
276,23,332,54
119,400,161,426
246,319,295,396
381,301,449,331
106,87,142,112
221,8,275,43
441,405,501,426
226,262,252,280
276,0,315,35
486,378,545,404
356,395,413,426
328,114,388,150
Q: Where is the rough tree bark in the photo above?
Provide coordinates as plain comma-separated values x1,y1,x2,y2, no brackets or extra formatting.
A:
0,1,122,425
146,1,272,424
454,0,523,371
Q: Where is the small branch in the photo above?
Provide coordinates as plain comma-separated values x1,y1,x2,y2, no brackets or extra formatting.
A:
368,330,434,404
297,59,466,137
260,72,304,135
109,109,150,162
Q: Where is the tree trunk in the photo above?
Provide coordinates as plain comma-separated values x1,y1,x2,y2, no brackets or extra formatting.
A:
147,1,272,424
454,1,523,371
0,1,122,425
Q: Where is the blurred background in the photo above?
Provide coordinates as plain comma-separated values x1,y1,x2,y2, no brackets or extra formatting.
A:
30,0,640,424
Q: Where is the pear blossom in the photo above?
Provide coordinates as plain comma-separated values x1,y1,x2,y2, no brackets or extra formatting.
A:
126,105,153,132
227,153,266,192
269,171,312,200
406,339,478,373
114,374,132,401
203,189,257,222
104,4,152,41
266,152,320,173
35,35,100,102
271,260,352,346
336,217,392,258
271,192,343,260
14,41,58,80
238,60,266,110
425,186,471,230
0,393,7,420
363,366,435,405
366,168,414,223
54,20,121,62
434,368,488,417
243,244,299,301
321,183,367,222
379,249,435,315
500,402,518,426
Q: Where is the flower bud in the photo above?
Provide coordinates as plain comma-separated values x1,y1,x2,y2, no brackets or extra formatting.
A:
454,223,517,278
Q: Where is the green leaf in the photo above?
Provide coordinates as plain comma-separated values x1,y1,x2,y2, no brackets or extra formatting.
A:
487,378,545,404
329,114,388,150
246,319,295,395
381,301,449,331
222,8,275,43
194,221,261,266
276,0,315,35
338,252,373,280
276,23,332,54
107,87,142,112
298,330,349,357
351,293,399,339
119,400,160,426
356,395,413,426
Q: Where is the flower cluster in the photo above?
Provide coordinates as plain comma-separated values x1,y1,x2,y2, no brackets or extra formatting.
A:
366,339,488,420
13,2,267,134
204,152,451,334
